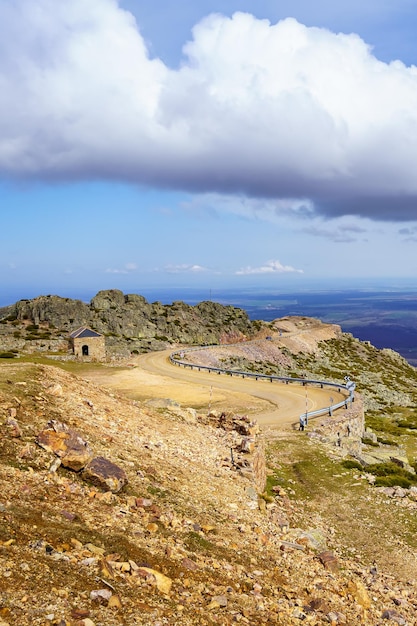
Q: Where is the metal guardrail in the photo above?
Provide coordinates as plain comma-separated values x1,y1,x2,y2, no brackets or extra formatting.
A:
169,345,355,424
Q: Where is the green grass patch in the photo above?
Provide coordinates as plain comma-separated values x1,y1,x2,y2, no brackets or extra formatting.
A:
184,531,214,553
362,437,380,447
377,436,398,446
267,440,355,502
147,485,169,498
397,421,417,430
374,475,413,488
366,410,417,437
341,459,364,471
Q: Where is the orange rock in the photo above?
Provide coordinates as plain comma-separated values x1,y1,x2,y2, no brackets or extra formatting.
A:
108,595,122,609
348,580,371,609
36,422,93,471
147,523,159,533
137,568,172,594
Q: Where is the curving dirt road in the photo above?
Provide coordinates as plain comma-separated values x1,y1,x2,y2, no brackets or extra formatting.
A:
88,349,348,431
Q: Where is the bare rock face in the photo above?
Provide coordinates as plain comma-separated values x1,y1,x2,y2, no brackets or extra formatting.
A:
13,295,90,328
0,289,257,357
36,421,93,471
82,456,128,493
90,289,126,311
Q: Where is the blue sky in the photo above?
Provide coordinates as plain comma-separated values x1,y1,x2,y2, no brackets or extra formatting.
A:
1,0,417,305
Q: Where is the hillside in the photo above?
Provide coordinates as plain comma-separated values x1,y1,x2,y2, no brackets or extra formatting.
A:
1,317,417,624
0,363,416,626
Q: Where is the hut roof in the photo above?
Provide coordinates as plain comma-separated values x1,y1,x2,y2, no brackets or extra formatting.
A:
69,327,102,339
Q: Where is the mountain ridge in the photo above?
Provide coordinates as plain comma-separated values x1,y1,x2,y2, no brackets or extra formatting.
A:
0,289,261,358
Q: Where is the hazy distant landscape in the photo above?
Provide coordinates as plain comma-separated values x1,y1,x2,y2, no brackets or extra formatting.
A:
232,289,417,366
133,287,417,366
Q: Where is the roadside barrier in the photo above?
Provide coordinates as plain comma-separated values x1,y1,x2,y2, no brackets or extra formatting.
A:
169,344,355,424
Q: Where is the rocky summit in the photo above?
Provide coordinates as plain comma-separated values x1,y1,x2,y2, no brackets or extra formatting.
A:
0,290,258,357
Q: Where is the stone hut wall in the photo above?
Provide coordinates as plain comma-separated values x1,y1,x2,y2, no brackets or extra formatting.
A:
237,436,267,493
309,394,364,455
72,336,106,361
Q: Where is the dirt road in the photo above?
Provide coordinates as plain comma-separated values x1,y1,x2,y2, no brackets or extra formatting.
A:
86,349,347,431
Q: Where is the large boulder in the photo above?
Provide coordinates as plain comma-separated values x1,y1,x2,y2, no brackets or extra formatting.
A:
82,456,128,493
36,421,93,471
13,295,90,329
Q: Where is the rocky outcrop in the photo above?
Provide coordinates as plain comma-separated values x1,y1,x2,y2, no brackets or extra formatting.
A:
199,411,266,492
0,289,258,356
11,295,90,328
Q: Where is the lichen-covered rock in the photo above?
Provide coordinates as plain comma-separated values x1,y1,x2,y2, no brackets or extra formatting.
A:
82,456,127,492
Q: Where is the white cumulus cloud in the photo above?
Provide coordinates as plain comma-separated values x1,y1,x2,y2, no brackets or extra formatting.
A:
1,2,417,220
236,260,303,275
105,262,137,274
164,264,208,273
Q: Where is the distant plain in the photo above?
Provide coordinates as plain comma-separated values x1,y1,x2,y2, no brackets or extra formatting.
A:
136,287,417,367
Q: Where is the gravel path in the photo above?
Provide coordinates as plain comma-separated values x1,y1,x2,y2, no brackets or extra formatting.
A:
91,348,347,430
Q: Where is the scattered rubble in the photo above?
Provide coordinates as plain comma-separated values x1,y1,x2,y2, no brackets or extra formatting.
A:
0,362,416,625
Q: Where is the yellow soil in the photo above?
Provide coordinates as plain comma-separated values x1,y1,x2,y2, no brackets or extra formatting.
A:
83,349,347,430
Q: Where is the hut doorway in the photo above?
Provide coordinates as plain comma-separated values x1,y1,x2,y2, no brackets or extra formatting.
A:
82,345,89,356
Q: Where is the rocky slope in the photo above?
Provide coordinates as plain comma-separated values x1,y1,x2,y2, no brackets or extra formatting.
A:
0,290,260,357
1,361,417,626
183,316,417,412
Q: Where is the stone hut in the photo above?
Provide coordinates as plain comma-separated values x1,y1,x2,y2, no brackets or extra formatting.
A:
69,327,106,360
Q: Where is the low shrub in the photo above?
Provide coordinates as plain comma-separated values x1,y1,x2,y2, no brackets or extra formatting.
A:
370,461,407,476
341,459,364,471
362,437,379,447
0,352,17,358
397,421,417,430
377,436,397,446
367,461,417,488
374,475,412,489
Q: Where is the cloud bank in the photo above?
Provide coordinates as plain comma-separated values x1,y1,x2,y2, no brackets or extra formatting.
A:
2,0,417,220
